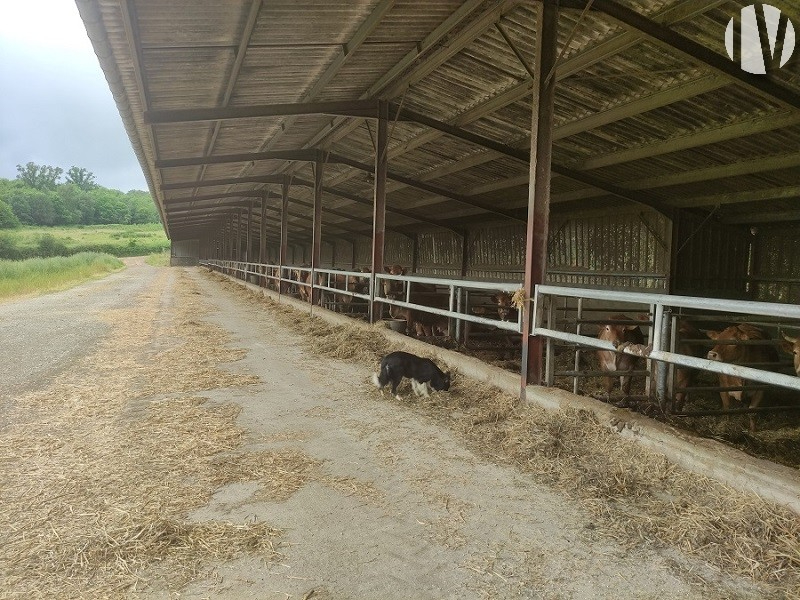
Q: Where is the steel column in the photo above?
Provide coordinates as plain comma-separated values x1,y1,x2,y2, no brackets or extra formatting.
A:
521,1,558,394
259,192,268,264
370,100,388,323
246,201,253,263
279,179,289,293
311,156,324,306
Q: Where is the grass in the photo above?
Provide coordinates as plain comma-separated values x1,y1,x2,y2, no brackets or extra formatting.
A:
0,224,170,259
146,249,171,267
0,252,125,301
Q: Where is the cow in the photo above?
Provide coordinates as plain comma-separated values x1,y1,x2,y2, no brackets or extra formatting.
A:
318,269,370,313
780,333,800,376
291,265,313,303
490,292,519,324
706,323,778,432
672,319,703,411
381,265,448,338
596,314,646,396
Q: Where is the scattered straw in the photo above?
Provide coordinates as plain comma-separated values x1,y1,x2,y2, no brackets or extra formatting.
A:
0,271,280,599
214,272,800,596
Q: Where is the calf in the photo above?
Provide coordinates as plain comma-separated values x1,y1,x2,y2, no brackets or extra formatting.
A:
490,292,519,323
673,319,703,411
372,351,451,400
596,314,646,395
706,323,778,431
291,265,313,302
382,265,448,337
780,333,800,376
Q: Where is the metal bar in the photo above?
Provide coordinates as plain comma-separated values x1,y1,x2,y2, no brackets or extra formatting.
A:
536,284,800,320
521,0,558,392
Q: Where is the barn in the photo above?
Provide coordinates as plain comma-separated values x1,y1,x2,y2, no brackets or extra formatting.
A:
77,2,800,474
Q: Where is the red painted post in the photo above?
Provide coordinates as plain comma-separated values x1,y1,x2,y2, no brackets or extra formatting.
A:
311,154,324,306
279,178,290,293
521,1,558,396
370,100,388,323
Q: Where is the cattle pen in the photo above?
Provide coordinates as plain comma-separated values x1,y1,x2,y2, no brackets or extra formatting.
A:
78,1,800,507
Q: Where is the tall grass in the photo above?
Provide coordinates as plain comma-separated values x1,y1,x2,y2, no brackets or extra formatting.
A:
0,253,124,301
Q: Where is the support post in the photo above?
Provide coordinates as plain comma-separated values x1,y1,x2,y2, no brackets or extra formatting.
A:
246,201,253,264
260,192,268,264
521,1,558,396
279,178,290,294
311,155,324,307
370,100,388,323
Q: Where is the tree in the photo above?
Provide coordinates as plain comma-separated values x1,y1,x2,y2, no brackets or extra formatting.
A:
65,166,97,191
0,199,20,229
15,162,63,190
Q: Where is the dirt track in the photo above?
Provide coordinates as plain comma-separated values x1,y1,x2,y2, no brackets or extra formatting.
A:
0,261,787,599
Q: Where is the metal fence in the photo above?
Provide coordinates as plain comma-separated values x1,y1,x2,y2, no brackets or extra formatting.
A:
201,259,800,407
531,285,800,403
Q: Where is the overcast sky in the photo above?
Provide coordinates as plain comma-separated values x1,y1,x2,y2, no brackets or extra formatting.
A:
0,1,148,192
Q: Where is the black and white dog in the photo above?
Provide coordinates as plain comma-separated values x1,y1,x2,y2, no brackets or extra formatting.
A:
372,351,451,400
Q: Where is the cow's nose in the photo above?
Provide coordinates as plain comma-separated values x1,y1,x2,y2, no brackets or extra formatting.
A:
707,351,718,361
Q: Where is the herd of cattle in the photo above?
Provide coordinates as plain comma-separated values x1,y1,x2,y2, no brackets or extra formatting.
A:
251,263,799,429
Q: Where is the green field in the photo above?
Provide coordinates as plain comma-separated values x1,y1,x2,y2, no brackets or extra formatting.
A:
0,253,126,301
0,223,170,260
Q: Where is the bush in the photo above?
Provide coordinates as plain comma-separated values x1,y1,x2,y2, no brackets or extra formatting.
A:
37,234,69,258
0,200,20,229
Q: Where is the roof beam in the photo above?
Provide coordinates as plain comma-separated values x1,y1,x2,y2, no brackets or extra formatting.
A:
251,0,396,158
591,0,800,111
667,185,800,209
724,209,800,224
579,112,800,170
291,178,458,233
155,150,317,169
160,175,287,191
145,100,380,124
193,0,263,191
624,151,800,190
326,152,526,223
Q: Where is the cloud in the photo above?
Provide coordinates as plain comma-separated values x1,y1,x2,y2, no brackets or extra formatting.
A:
0,1,148,192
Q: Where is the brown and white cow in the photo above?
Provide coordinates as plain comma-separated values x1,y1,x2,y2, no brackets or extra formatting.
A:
780,333,800,376
292,265,313,303
673,319,703,411
596,314,646,395
382,265,448,338
706,323,778,431
490,292,519,323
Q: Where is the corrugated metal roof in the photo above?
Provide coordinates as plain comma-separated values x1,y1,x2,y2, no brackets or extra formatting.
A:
77,0,800,241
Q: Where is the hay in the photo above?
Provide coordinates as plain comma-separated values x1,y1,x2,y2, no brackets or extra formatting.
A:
213,274,800,596
0,271,281,599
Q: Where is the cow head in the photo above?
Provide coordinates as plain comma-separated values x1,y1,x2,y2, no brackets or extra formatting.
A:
383,264,406,298
490,292,515,321
781,333,800,376
706,324,761,362
597,314,644,345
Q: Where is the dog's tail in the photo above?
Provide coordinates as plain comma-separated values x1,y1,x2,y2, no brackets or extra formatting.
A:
372,362,391,388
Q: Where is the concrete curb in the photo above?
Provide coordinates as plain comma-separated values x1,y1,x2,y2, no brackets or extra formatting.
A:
213,269,800,515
